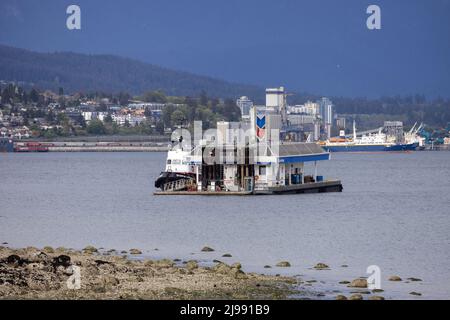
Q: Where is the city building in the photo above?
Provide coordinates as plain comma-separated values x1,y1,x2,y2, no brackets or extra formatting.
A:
266,87,287,125
318,97,334,139
336,116,346,130
112,114,146,126
236,96,253,120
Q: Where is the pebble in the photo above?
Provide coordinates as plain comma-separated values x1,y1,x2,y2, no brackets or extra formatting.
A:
335,295,347,300
201,246,215,252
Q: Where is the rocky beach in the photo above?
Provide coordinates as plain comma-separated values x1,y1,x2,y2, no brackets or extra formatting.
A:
0,244,427,300
0,246,301,300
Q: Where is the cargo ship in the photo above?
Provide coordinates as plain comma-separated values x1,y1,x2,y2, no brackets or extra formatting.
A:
321,122,417,152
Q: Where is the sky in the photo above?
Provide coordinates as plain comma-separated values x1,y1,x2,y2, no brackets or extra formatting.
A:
1,0,450,98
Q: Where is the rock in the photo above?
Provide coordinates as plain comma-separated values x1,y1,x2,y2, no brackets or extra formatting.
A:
407,277,422,282
222,253,232,257
341,264,348,267
94,259,111,266
351,290,371,295
409,292,422,296
369,296,385,300
155,259,174,268
349,294,363,300
43,246,54,254
317,293,325,297
264,265,272,268
129,249,142,255
185,260,198,271
389,275,402,281
35,251,49,262
276,261,291,267
231,268,247,279
213,259,222,264
201,246,215,252
339,280,350,284
52,255,71,268
336,295,347,300
231,262,242,270
213,262,232,274
83,245,98,253
5,255,22,265
314,263,329,270
348,278,368,288
372,289,384,293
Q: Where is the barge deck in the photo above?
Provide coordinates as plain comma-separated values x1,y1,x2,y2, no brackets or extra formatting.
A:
154,180,342,196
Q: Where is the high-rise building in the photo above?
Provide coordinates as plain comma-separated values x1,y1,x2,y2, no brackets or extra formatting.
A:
336,117,346,130
317,97,334,139
318,97,333,125
236,96,253,120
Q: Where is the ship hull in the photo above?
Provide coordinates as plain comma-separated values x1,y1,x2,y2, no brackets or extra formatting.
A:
324,143,418,152
154,172,194,190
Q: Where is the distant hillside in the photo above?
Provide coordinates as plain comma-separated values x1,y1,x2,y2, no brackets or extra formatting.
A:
0,44,263,99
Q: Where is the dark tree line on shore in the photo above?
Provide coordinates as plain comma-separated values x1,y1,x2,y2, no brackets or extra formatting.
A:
290,93,450,129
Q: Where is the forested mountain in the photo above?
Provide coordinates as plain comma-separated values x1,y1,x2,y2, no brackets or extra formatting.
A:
1,44,449,129
0,44,263,99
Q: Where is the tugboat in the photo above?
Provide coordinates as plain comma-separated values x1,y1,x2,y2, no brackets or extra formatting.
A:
154,137,196,191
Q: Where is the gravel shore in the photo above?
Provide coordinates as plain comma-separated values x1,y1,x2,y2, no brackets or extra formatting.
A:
0,246,301,300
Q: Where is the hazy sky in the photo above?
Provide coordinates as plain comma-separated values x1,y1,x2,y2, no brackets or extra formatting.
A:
1,0,449,98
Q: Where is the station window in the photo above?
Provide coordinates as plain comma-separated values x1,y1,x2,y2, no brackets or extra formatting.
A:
259,166,267,176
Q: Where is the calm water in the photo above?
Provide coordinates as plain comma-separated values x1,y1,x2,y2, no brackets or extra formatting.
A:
1,151,449,299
